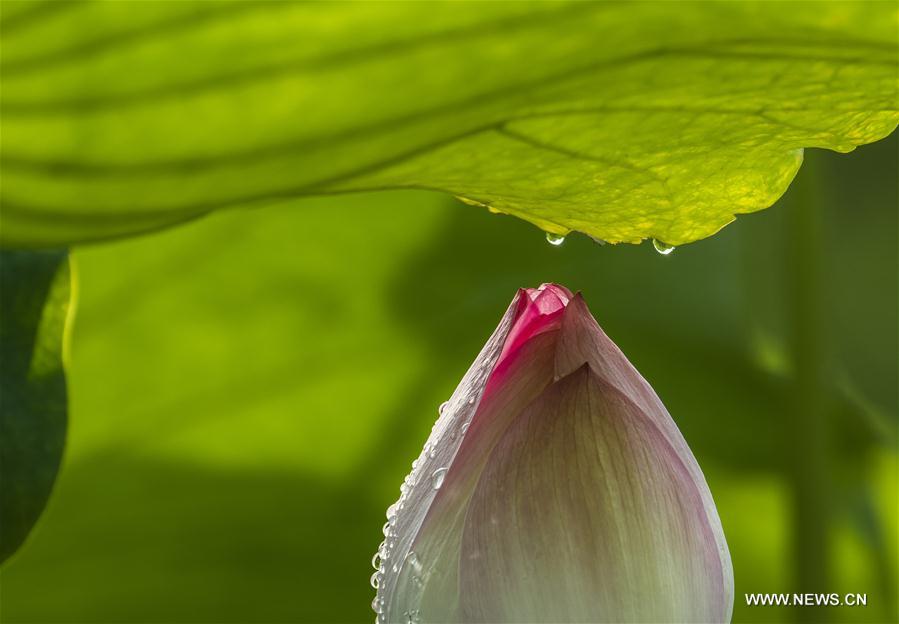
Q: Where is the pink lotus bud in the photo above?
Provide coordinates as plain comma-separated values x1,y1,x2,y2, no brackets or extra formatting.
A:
372,285,732,623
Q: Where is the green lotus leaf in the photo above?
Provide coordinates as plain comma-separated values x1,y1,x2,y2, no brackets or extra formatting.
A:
0,250,72,563
1,1,896,246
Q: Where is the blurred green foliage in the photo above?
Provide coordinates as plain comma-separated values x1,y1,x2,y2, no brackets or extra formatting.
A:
1,135,895,623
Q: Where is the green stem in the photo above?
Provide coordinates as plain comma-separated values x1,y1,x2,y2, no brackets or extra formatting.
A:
787,152,830,623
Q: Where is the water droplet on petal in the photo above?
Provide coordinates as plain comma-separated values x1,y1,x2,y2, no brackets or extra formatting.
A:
370,570,382,589
432,467,448,490
372,597,383,614
403,550,424,581
652,239,675,255
545,232,566,246
386,503,397,521
372,550,382,570
404,609,422,624
438,400,449,415
460,422,469,436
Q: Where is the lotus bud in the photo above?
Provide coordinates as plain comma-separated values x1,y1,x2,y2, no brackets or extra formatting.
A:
372,284,733,623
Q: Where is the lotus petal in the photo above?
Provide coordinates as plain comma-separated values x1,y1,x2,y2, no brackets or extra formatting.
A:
373,285,732,624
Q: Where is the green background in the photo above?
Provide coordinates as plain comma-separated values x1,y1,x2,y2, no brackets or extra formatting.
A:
1,136,896,623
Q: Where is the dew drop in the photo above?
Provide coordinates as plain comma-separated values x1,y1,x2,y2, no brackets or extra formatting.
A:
370,570,382,589
372,550,382,570
404,609,422,624
432,467,448,490
386,503,397,521
372,597,383,614
460,422,469,436
438,400,450,416
545,232,566,246
455,195,488,208
652,239,675,255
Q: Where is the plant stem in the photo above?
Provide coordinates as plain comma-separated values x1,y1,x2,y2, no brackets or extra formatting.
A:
787,152,830,623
